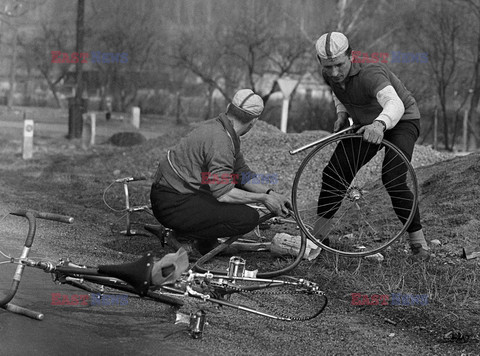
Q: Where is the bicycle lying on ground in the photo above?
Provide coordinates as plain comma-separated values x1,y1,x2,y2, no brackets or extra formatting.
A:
0,209,327,333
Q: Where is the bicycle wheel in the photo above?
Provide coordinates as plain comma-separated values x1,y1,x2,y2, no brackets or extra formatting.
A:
292,133,418,257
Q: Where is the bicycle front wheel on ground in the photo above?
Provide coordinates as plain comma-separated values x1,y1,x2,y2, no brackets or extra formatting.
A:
292,134,418,257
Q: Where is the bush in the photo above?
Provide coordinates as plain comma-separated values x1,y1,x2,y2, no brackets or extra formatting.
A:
108,132,147,146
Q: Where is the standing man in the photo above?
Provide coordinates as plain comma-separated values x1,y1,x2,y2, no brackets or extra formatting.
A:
150,89,291,255
314,32,429,260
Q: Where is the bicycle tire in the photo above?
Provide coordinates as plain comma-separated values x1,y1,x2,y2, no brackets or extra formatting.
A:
292,133,418,257
192,212,307,278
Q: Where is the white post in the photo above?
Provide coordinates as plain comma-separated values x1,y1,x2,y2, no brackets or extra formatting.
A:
22,117,34,160
131,107,140,129
433,107,438,150
90,113,96,146
280,98,289,133
81,113,96,149
81,113,90,150
277,77,298,133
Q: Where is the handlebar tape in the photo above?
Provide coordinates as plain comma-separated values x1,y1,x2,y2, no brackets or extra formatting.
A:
289,124,361,155
10,210,74,224
115,176,147,183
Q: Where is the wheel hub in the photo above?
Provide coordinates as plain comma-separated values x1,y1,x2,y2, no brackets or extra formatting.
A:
347,187,362,201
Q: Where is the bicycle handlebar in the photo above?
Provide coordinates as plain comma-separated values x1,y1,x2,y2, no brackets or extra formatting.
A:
10,209,74,224
115,176,147,183
289,125,360,155
0,210,74,314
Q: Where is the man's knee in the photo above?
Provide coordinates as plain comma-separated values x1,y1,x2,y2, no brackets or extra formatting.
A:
229,206,259,233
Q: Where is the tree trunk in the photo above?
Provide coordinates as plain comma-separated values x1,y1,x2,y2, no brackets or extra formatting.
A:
23,66,32,106
176,91,186,125
467,51,480,150
466,9,480,151
69,0,86,139
336,0,347,32
440,97,450,150
46,79,62,108
7,27,18,108
203,86,214,120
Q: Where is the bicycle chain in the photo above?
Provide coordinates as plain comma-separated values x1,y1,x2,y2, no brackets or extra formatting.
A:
215,282,325,321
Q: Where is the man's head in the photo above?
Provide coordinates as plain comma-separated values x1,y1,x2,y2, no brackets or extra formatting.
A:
315,32,352,84
226,89,264,136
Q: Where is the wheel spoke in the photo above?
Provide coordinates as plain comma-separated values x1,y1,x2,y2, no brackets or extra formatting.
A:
292,134,418,257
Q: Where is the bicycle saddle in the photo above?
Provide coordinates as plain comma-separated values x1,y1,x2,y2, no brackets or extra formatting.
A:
98,253,154,297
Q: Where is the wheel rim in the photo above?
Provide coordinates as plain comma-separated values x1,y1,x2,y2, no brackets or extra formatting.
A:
292,134,418,257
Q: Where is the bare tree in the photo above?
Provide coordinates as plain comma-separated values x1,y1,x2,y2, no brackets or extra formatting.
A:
335,0,369,34
224,13,312,101
0,0,46,17
456,0,480,150
333,0,395,42
169,1,312,118
89,0,157,112
19,22,73,108
0,0,48,108
6,24,17,108
69,0,86,139
403,1,462,150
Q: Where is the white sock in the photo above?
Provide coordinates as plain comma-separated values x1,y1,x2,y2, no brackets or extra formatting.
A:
408,230,429,250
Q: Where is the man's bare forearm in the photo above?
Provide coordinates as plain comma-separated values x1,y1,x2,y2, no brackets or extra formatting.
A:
242,181,273,194
217,187,267,204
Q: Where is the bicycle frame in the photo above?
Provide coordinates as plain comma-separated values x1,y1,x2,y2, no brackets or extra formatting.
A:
0,210,162,319
1,209,327,323
0,209,74,320
167,271,325,321
112,176,150,236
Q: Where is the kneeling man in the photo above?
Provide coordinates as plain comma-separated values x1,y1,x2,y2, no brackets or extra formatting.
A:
150,89,290,254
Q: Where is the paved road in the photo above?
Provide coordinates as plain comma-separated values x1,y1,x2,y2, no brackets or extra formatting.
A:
0,261,203,355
